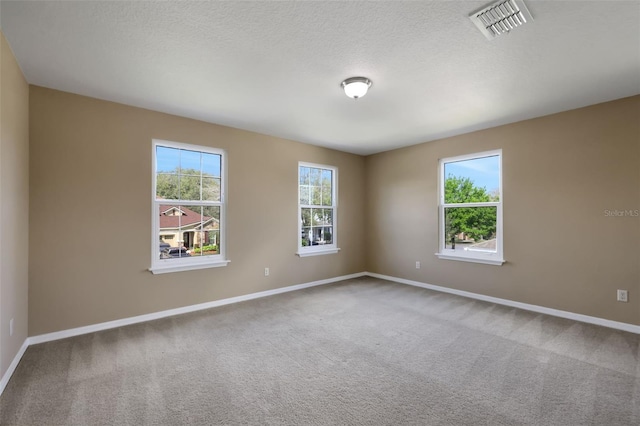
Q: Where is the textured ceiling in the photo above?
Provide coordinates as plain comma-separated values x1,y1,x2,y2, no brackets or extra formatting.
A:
1,1,639,155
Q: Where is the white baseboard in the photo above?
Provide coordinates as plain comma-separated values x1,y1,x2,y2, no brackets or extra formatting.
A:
28,271,367,345
3,269,638,399
0,271,363,398
0,338,29,396
366,272,640,334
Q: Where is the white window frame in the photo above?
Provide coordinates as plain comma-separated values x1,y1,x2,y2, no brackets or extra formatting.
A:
150,139,229,274
435,149,504,266
297,162,340,257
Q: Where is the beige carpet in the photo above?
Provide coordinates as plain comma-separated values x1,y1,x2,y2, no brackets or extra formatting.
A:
1,277,639,425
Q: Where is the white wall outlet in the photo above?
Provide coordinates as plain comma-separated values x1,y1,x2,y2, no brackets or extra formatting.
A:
264,267,269,277
415,261,421,269
10,318,14,336
617,289,628,302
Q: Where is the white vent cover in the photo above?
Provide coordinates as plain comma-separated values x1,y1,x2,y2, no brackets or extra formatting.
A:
470,0,533,40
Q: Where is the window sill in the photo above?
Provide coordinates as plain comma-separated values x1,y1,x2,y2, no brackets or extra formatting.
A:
149,259,230,274
435,252,505,266
296,247,341,258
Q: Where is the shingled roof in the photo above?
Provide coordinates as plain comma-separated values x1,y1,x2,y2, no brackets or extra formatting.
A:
159,205,216,229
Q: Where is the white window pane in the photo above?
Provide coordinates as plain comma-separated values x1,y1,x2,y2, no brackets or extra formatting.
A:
199,206,220,256
311,186,322,205
301,227,311,247
181,205,203,251
202,177,220,201
321,169,332,183
156,146,180,173
299,185,310,204
156,173,179,200
322,227,333,244
316,209,330,226
312,227,322,245
158,204,181,258
321,169,332,206
444,155,499,203
310,168,322,186
309,226,332,245
180,149,201,172
311,208,321,226
301,208,312,227
178,173,201,201
299,167,310,185
202,153,221,178
444,206,497,252
324,209,333,226
158,204,196,259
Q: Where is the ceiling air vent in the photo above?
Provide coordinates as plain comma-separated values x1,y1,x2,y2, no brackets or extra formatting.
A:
470,0,533,40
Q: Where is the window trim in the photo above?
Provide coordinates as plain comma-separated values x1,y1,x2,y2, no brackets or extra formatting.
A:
296,161,340,257
435,149,505,266
149,139,229,274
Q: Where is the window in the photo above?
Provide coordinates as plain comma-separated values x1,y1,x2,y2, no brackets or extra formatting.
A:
436,150,504,265
150,140,229,274
297,162,339,257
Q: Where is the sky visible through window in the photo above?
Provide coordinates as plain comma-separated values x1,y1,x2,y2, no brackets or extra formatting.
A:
445,155,499,192
156,146,221,177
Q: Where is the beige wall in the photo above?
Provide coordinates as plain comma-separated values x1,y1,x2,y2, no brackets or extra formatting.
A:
28,86,366,335
0,31,30,378
23,76,640,334
366,96,640,325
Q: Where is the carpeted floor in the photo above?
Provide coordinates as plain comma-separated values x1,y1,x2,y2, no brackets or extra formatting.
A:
1,277,639,425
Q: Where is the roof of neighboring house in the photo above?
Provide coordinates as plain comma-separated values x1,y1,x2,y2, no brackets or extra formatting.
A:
159,205,218,230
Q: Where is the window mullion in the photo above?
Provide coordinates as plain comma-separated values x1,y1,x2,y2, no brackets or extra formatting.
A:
200,153,203,202
443,202,499,208
155,199,222,207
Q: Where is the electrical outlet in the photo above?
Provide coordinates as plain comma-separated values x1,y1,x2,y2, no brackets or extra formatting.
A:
10,318,14,337
264,267,269,277
617,289,628,302
415,261,421,269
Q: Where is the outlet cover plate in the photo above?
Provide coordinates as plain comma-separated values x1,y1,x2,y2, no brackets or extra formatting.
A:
617,289,628,302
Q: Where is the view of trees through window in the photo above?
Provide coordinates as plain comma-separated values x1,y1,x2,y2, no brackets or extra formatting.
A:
443,154,500,253
156,168,220,202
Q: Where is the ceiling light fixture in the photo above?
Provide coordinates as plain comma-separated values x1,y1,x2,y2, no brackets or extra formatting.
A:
341,77,372,99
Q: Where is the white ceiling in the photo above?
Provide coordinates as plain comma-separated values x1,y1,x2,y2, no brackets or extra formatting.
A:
1,1,639,155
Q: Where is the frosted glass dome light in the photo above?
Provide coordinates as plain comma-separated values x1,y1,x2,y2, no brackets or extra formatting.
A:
341,77,372,99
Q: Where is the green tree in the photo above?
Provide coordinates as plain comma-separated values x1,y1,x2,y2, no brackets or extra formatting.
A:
156,168,220,201
444,175,497,244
